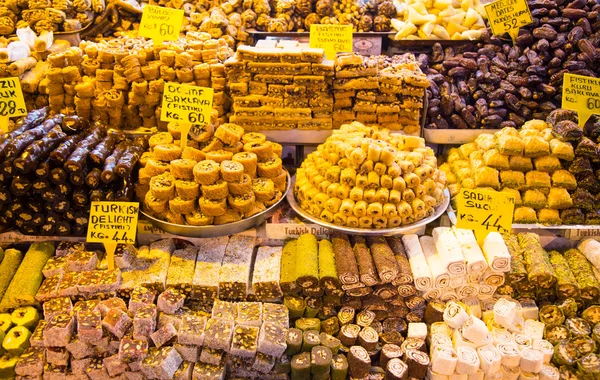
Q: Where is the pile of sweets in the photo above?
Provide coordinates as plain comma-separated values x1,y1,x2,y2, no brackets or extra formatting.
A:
401,228,510,302
295,122,446,229
137,123,287,226
0,109,145,236
0,0,105,35
391,0,487,40
226,45,429,133
0,305,41,379
40,33,234,130
429,298,560,380
440,110,600,225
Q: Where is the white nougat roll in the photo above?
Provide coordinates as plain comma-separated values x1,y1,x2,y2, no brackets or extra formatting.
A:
427,368,449,380
502,365,521,380
523,320,544,341
578,238,600,271
430,333,453,354
482,269,505,287
494,298,518,329
467,273,481,284
452,227,488,274
538,365,559,380
450,274,467,288
449,374,468,380
496,343,521,367
423,288,442,300
532,340,553,364
455,346,480,375
444,301,469,329
491,328,513,346
476,345,502,376
462,297,482,319
432,227,466,275
508,315,525,334
453,328,478,349
481,232,511,272
431,346,458,375
477,284,497,298
513,332,532,351
457,285,478,299
441,288,459,302
403,234,433,291
520,348,544,373
420,236,450,289
520,299,539,321
467,369,484,380
461,316,490,346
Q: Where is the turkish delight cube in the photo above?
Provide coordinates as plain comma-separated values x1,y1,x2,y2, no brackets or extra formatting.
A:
258,322,287,357
133,304,157,339
56,241,85,257
66,339,93,360
235,302,262,326
128,360,142,372
178,315,206,345
211,300,236,321
15,346,45,377
157,288,185,314
29,320,46,347
44,313,75,347
46,347,69,366
158,311,183,331
77,309,103,344
43,363,68,380
108,338,121,356
70,358,92,375
204,318,234,352
252,352,276,374
78,269,122,294
102,309,132,339
73,299,100,319
115,244,136,269
57,272,81,298
226,355,254,377
199,348,223,365
43,297,73,320
230,325,259,357
124,371,144,380
262,303,289,328
67,251,98,272
36,274,62,302
150,323,177,348
173,361,194,380
103,354,129,377
43,256,68,278
98,298,127,317
128,286,156,315
173,344,199,362
140,347,183,380
91,332,111,356
118,337,149,363
192,362,225,380
84,357,110,379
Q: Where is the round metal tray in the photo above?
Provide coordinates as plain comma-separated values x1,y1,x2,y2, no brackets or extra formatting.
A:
141,171,291,237
287,175,450,236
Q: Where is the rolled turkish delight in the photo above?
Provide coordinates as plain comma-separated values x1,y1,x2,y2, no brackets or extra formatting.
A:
565,248,600,302
280,240,299,295
285,328,303,356
302,330,321,353
44,313,74,347
218,235,256,300
348,345,371,378
166,247,198,296
331,354,348,380
332,232,360,285
252,246,283,300
291,352,311,379
518,233,556,289
157,288,185,315
191,237,228,303
352,235,380,287
296,234,320,289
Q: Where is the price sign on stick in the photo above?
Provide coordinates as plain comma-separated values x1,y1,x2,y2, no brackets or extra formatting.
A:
0,78,27,133
87,201,139,270
161,82,213,150
310,24,353,60
456,188,515,244
562,73,600,127
139,5,184,44
484,0,533,43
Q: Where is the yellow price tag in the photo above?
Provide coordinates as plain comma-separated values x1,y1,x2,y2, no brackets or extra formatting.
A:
456,188,515,244
562,73,600,128
87,201,139,270
0,77,27,133
139,5,184,44
310,24,353,60
484,0,533,43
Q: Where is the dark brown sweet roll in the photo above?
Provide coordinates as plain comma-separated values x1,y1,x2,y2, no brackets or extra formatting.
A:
55,220,72,236
53,198,70,213
400,338,426,354
50,132,86,165
72,186,88,207
65,125,106,173
0,186,11,204
385,358,409,380
366,236,400,284
1,160,14,180
380,344,403,370
70,168,88,186
0,107,48,157
351,235,380,287
115,137,148,178
332,231,360,286
35,158,51,178
14,126,67,173
386,236,414,285
90,188,106,202
4,116,63,159
405,296,426,311
116,176,135,201
50,167,68,185
348,345,371,378
102,140,129,183
10,175,32,196
90,131,122,165
403,349,429,379
358,326,378,351
337,324,361,347
85,168,102,188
